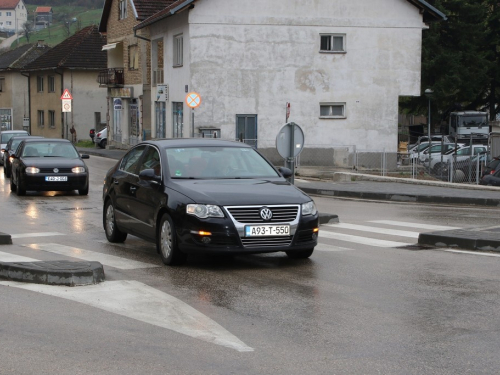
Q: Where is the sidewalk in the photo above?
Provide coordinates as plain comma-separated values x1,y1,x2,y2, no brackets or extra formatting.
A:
1,146,499,286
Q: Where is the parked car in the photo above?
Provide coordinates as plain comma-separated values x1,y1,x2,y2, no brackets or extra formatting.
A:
479,168,500,186
407,135,453,151
10,138,90,196
482,156,500,177
102,139,319,265
418,143,457,164
436,153,489,182
95,128,107,148
0,129,29,165
2,135,43,177
431,144,488,172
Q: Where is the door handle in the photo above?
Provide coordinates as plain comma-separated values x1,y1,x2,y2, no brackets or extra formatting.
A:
114,180,119,185
130,186,137,193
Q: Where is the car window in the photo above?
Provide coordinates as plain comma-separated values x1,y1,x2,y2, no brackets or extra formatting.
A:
1,132,28,143
21,142,78,158
473,147,486,155
456,148,470,156
120,145,146,174
139,147,161,176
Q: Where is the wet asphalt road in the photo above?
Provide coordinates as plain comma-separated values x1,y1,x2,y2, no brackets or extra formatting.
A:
1,156,500,374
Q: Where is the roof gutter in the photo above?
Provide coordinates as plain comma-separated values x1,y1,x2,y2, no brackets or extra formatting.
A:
411,0,447,21
134,28,150,42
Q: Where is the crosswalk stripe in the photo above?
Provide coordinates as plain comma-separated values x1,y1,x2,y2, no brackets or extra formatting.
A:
444,249,500,258
0,251,39,263
0,280,254,352
24,243,159,270
11,232,65,239
324,223,419,238
315,243,354,252
369,220,459,231
320,231,409,247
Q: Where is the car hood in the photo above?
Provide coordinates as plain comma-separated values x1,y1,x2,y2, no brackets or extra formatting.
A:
21,157,85,167
168,178,312,205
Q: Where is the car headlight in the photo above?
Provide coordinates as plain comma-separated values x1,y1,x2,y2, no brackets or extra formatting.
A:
72,167,86,173
26,167,40,174
187,204,224,219
302,201,317,216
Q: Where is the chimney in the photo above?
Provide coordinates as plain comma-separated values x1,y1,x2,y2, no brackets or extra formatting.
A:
37,40,44,47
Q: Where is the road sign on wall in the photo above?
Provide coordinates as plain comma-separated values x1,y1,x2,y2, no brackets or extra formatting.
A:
61,89,73,100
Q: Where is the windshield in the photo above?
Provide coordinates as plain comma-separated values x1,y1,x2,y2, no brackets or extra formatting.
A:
1,132,27,144
21,142,79,158
166,146,279,179
459,116,487,127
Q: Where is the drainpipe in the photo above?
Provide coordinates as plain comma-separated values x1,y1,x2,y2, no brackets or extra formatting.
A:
133,29,150,42
20,72,30,134
55,69,63,138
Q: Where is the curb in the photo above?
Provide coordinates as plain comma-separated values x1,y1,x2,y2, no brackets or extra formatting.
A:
319,213,339,225
418,229,500,252
299,186,500,207
0,260,105,286
0,232,12,245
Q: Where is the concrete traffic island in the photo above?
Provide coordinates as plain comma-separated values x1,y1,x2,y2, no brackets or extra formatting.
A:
0,260,105,286
0,232,12,245
418,226,500,252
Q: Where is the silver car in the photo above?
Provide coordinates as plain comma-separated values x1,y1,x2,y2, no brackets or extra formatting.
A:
0,130,29,165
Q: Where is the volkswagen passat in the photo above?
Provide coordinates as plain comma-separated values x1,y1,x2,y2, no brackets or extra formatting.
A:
10,138,90,196
102,139,319,265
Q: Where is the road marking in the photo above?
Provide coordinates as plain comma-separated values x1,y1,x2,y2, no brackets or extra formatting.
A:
370,220,460,231
0,251,39,262
24,243,159,270
0,280,254,352
320,231,408,248
11,232,66,239
444,249,500,258
315,243,354,252
325,223,419,239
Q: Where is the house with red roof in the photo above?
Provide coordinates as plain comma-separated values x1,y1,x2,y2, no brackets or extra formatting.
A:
0,0,27,33
34,6,53,30
98,0,175,149
132,0,446,160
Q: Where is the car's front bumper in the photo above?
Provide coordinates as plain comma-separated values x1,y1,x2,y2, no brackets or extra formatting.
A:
21,173,88,191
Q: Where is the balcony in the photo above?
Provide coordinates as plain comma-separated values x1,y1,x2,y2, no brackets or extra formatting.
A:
97,68,124,87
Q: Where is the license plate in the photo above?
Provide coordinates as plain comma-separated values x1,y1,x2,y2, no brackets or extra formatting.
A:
45,176,68,182
245,225,290,237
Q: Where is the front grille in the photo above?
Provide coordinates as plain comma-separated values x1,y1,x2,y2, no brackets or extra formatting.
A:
226,205,299,224
39,168,73,173
241,236,293,248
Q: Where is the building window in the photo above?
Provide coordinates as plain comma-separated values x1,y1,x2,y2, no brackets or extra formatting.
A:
320,34,346,53
38,110,44,127
320,103,346,118
119,0,127,20
128,44,139,70
0,77,4,92
48,110,55,128
48,76,55,92
0,12,2,16
236,114,257,148
37,76,44,92
6,21,11,26
173,34,183,67
6,12,11,17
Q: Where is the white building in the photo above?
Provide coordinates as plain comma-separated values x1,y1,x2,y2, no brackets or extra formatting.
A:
0,0,27,34
134,0,446,158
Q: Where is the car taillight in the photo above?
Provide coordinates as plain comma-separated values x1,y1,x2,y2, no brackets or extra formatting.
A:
97,132,101,137
491,170,496,175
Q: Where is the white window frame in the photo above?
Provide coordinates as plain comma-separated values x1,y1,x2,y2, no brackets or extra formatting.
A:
48,110,55,128
320,102,346,119
320,34,346,53
173,34,183,67
6,11,11,17
118,0,127,20
38,110,44,127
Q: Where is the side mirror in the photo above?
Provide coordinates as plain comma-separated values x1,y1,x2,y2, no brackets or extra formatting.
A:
278,167,293,178
139,168,161,183
81,154,90,159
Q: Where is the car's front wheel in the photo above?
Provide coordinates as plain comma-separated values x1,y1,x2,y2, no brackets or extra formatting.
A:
16,173,26,196
79,184,89,196
104,199,127,242
286,248,314,259
157,213,186,266
5,164,11,178
10,173,16,191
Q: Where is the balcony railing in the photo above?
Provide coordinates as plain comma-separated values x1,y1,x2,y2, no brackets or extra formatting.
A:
97,68,124,86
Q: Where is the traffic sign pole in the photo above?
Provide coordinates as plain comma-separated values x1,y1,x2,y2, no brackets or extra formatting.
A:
185,92,201,138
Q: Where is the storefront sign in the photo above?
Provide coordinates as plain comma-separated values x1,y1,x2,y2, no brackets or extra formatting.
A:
110,87,133,98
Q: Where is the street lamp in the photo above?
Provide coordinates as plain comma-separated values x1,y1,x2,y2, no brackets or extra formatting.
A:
425,88,434,171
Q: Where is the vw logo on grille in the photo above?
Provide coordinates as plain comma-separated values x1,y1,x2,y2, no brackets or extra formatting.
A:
260,207,273,221
53,168,59,173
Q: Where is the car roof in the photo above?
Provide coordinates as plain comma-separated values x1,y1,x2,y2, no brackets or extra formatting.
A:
21,138,71,144
0,130,29,134
140,138,253,148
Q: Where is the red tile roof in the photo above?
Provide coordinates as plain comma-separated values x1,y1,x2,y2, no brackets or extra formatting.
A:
22,25,106,71
35,7,52,13
0,0,20,10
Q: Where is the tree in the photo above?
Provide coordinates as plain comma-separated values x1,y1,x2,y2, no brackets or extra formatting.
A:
22,21,33,43
401,0,499,123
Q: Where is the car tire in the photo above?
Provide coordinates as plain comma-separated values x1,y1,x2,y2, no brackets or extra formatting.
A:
104,199,127,243
286,248,314,259
99,139,107,149
157,213,187,266
16,173,26,196
5,165,10,178
79,183,89,196
10,174,16,191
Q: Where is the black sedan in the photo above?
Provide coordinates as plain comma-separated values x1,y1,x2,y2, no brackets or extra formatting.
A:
10,138,90,196
2,135,43,178
480,168,500,186
102,139,319,265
